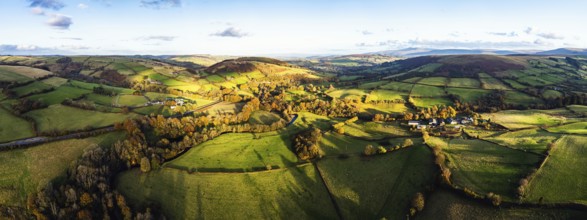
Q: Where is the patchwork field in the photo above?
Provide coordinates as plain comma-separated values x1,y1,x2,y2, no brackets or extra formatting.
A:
117,95,148,107
343,121,410,140
11,81,53,97
526,135,587,204
116,165,339,220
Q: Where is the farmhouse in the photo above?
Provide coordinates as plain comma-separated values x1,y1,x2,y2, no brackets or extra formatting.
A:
429,118,438,126
408,121,420,126
446,118,458,125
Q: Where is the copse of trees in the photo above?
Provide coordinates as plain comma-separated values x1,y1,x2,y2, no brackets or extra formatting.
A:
11,98,47,114
293,127,323,160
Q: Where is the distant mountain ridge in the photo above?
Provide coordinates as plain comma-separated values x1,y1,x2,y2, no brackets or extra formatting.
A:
368,47,586,57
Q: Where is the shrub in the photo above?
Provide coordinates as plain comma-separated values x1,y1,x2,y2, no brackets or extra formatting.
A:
411,192,425,212
364,144,376,156
377,146,387,154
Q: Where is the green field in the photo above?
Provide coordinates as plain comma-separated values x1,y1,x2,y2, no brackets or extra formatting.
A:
117,95,148,107
504,91,543,106
402,77,422,83
167,132,297,171
366,90,406,102
503,79,527,89
27,86,91,105
380,82,414,92
85,93,114,106
11,81,53,97
0,107,34,142
0,67,32,82
438,138,542,199
546,122,587,134
249,110,282,125
479,75,510,90
70,80,135,95
358,81,388,89
526,135,587,204
447,78,480,88
327,89,368,101
418,77,447,86
417,189,587,220
485,129,560,154
0,132,124,207
360,103,408,115
116,165,339,220
343,121,410,140
411,85,446,97
25,104,136,133
483,109,572,130
411,97,453,108
41,77,68,87
446,88,490,102
317,146,435,219
206,75,225,83
319,133,380,155
568,105,587,115
0,65,52,79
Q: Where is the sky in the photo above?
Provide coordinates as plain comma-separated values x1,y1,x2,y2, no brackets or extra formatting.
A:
0,0,585,56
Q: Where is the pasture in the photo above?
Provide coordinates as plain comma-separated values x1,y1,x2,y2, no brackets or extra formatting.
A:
0,107,34,142
447,78,480,88
547,122,587,134
327,89,367,101
418,77,447,86
249,110,282,125
485,129,560,154
117,95,148,107
360,103,408,115
366,90,406,102
417,189,587,220
316,146,435,219
479,75,510,90
343,121,410,140
440,138,542,200
27,86,91,105
446,88,490,103
166,132,297,171
526,135,587,204
482,109,572,130
25,104,136,133
411,97,453,108
116,165,339,220
0,65,52,79
11,81,53,97
410,85,446,97
380,82,414,92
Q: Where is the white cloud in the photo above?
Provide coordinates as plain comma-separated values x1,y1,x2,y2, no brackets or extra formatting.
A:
31,7,45,15
78,3,89,9
46,14,73,29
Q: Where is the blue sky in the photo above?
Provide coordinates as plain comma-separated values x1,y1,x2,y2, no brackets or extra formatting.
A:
0,0,585,55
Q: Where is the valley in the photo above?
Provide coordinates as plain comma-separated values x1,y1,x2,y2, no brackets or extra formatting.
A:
0,53,586,219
